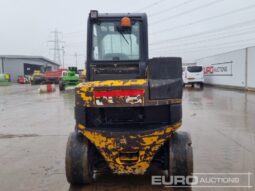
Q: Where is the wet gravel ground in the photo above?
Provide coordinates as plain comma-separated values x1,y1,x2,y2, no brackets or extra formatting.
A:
0,84,254,191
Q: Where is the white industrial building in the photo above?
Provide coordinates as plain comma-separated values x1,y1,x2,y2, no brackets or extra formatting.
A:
0,55,60,82
196,46,255,90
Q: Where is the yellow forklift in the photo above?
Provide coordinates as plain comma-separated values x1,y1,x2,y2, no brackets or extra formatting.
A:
65,10,193,185
30,70,45,85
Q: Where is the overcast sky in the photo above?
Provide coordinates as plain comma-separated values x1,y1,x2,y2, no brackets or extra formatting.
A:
0,0,255,68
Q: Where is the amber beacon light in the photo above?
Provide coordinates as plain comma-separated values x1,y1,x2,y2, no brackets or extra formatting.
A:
121,17,132,28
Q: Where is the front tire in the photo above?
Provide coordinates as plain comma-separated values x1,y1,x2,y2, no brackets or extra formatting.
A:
65,132,94,185
168,131,193,185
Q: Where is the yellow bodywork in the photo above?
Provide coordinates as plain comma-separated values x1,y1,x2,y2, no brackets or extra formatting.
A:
75,79,182,174
78,122,181,174
31,70,44,81
77,79,147,88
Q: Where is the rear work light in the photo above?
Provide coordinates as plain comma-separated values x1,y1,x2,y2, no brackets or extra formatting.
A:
90,10,98,20
94,89,144,97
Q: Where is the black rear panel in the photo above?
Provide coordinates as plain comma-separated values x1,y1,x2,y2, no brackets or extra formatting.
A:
148,57,182,79
86,106,170,128
75,104,182,130
148,57,183,100
90,63,140,80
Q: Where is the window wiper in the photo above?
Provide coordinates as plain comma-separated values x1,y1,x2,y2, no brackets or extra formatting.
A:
117,28,129,45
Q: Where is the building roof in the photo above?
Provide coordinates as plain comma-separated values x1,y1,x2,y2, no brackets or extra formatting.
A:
0,55,60,66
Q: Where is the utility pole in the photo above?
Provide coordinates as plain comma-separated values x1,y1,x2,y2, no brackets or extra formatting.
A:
62,46,65,69
75,53,78,67
48,29,64,66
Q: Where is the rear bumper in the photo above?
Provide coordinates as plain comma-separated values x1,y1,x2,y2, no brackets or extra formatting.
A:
77,122,181,174
45,78,60,82
184,80,204,84
183,78,204,84
75,79,182,108
31,78,45,84
64,80,79,86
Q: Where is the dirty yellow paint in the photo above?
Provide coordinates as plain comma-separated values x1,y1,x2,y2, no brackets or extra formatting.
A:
78,124,86,130
142,136,158,146
77,85,94,103
84,130,116,150
82,122,182,175
78,79,147,88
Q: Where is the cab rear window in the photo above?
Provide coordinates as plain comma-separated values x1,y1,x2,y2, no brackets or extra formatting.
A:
187,66,203,73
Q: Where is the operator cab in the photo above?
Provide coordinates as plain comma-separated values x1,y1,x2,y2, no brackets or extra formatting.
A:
86,10,148,81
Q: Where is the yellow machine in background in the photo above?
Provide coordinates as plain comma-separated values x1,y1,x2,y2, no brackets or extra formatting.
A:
0,73,11,86
30,70,45,85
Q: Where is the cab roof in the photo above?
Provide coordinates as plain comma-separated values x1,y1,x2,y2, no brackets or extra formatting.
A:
98,13,147,18
89,11,147,21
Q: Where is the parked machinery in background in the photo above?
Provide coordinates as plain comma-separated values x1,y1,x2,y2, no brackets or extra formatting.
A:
59,67,80,91
183,66,204,89
17,75,30,84
30,70,45,85
0,73,11,86
78,69,87,82
44,69,66,84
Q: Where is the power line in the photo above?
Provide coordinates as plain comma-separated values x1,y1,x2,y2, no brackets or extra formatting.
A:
152,42,255,58
65,41,86,46
75,53,78,67
62,46,65,69
65,53,85,57
135,0,168,12
152,38,255,53
150,19,255,44
152,43,252,61
150,0,224,25
151,44,252,61
149,4,255,37
149,0,197,17
152,39,255,54
150,27,255,50
63,30,86,36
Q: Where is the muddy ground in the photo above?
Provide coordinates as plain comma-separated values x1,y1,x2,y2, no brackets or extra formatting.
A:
0,84,254,191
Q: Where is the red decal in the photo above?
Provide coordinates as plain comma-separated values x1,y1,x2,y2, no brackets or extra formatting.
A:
94,89,144,97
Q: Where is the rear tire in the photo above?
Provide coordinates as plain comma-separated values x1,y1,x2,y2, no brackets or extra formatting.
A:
65,132,94,185
59,81,65,91
168,131,193,185
200,82,204,90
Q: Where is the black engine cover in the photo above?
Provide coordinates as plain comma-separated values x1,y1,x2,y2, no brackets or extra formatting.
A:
148,57,183,100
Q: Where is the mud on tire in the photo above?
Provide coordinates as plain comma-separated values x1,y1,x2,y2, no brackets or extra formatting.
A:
59,80,65,91
65,132,94,185
168,131,193,185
